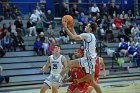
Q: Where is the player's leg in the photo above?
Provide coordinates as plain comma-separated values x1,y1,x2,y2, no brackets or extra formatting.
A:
89,73,102,93
73,88,81,93
67,83,77,93
40,83,49,93
40,75,52,93
83,58,102,93
86,86,94,93
52,84,59,93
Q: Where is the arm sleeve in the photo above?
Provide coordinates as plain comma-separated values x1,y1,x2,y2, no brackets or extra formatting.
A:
79,33,91,42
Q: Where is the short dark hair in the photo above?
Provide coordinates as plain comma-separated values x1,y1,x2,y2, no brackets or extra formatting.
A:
54,43,61,49
90,22,97,33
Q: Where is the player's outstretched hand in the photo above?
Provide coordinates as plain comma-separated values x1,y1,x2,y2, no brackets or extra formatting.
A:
40,68,45,73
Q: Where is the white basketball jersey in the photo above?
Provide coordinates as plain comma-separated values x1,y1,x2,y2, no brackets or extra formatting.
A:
83,33,97,58
50,55,64,74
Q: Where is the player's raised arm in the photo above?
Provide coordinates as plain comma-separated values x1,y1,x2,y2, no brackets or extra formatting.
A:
62,21,81,40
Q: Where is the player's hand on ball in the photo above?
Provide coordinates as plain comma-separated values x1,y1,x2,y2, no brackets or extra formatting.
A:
62,21,67,29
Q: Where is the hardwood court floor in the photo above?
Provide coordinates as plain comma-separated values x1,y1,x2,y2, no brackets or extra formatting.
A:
0,76,140,93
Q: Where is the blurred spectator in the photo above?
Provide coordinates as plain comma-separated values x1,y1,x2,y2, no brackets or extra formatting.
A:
47,24,54,38
46,10,54,24
100,3,108,17
127,43,137,62
124,17,132,36
48,39,55,55
45,10,56,28
30,10,39,26
0,38,5,58
27,19,37,36
34,37,43,56
36,18,44,35
0,66,9,84
97,26,106,41
2,32,12,51
39,0,46,12
14,16,26,36
42,37,49,56
35,6,43,20
14,9,22,18
113,14,122,29
128,37,135,46
131,24,140,38
96,13,102,26
90,4,100,17
71,4,79,18
38,32,45,43
118,38,128,56
61,2,69,17
2,3,10,19
135,37,140,48
2,23,7,32
78,12,87,33
88,14,93,23
134,48,140,67
12,32,25,51
1,29,8,39
108,3,118,18
120,11,127,24
106,26,114,42
10,22,16,34
126,10,133,19
59,27,69,44
11,5,18,19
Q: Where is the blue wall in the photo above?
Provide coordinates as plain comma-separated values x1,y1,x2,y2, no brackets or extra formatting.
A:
0,0,136,16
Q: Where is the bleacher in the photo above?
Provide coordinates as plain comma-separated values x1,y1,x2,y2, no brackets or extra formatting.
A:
0,34,140,86
0,17,140,86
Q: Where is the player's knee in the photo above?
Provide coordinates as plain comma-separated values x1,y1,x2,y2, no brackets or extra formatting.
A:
52,84,58,90
86,86,94,93
40,84,48,93
73,88,81,93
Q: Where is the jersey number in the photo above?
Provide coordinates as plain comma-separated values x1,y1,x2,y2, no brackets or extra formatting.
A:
53,64,57,69
74,72,78,78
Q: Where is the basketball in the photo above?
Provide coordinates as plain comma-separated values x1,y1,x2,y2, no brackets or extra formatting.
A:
62,15,73,27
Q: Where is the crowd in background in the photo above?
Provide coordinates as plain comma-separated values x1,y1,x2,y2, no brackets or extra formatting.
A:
0,1,140,65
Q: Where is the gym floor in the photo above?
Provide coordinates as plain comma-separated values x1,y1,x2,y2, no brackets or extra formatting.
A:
0,76,140,93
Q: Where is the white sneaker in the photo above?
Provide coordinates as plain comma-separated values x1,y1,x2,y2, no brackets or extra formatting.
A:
29,34,32,36
74,41,76,44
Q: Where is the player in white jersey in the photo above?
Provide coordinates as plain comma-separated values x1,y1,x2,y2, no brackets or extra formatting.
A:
59,22,102,93
40,44,67,93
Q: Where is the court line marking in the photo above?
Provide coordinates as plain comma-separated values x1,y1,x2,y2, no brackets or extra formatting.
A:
0,77,140,92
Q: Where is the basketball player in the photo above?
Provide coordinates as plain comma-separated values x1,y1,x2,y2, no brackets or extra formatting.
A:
94,47,106,82
86,47,106,93
58,21,102,93
40,44,67,93
63,48,91,93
